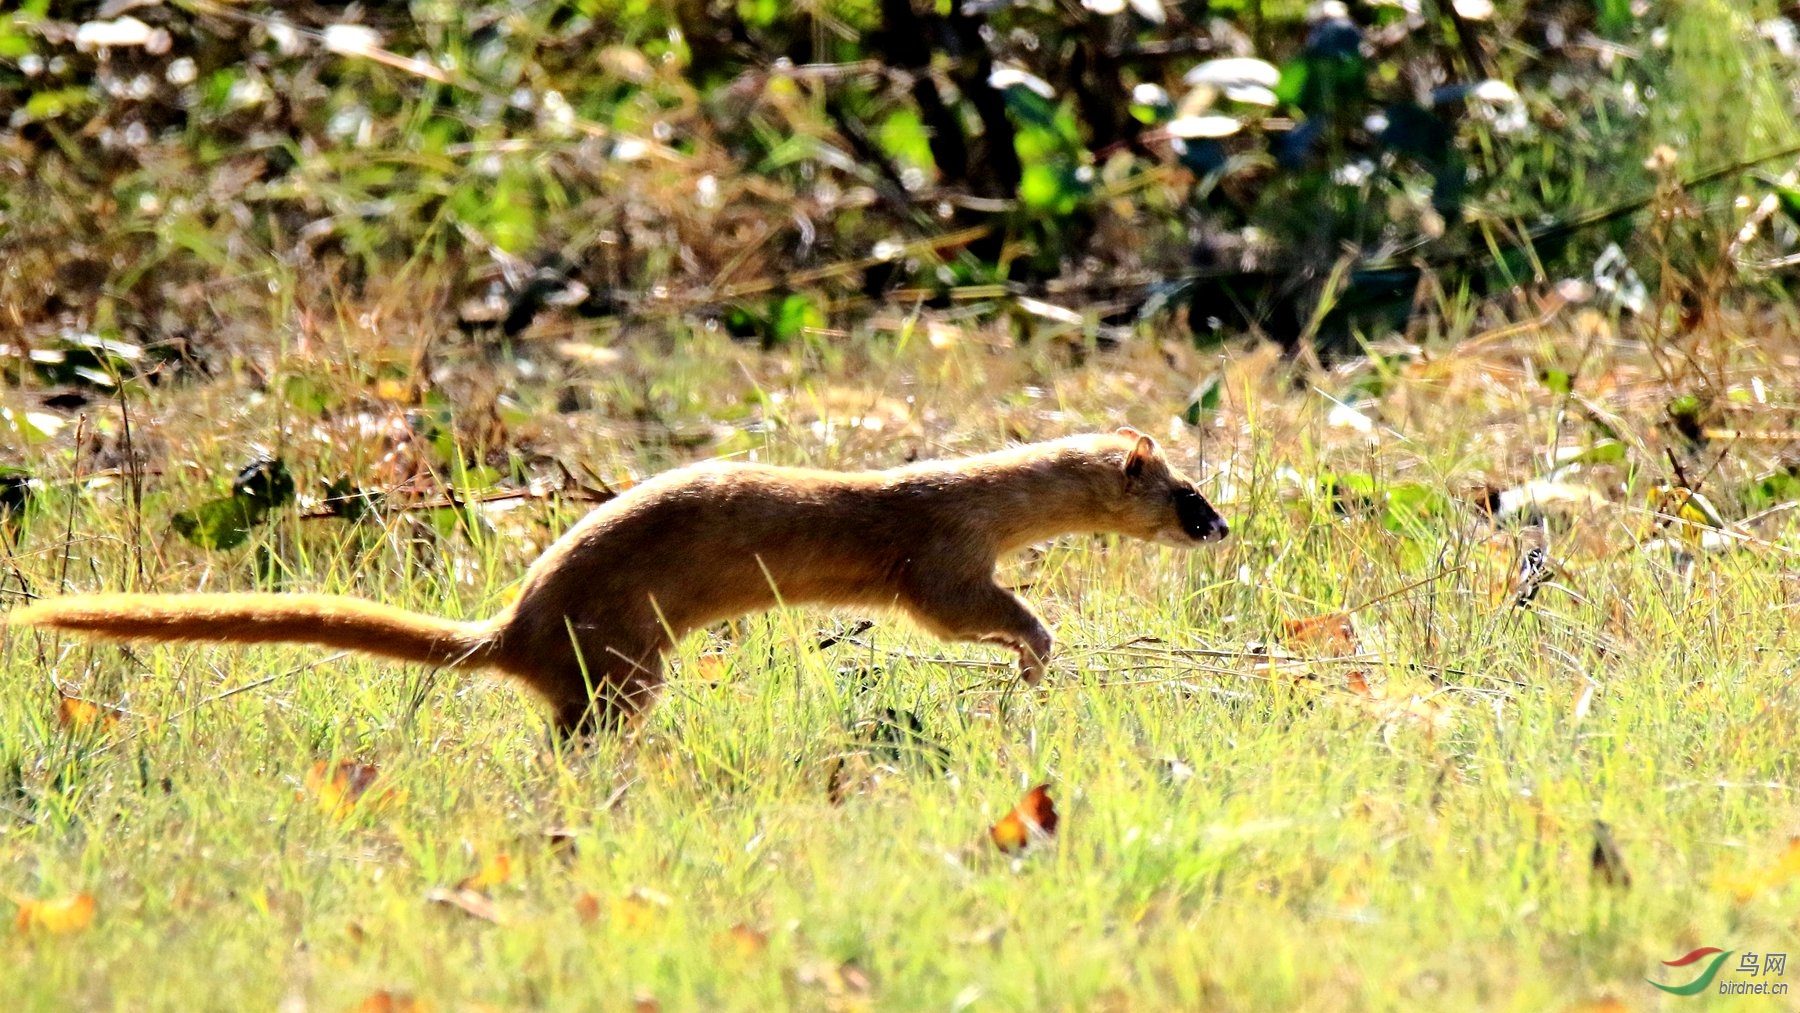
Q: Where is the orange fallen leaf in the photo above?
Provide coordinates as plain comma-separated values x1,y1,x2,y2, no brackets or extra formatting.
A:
613,887,671,931
1346,670,1373,697
424,885,499,923
574,892,601,923
694,655,729,682
350,990,431,1013
716,922,768,958
373,378,416,404
1718,837,1800,902
989,783,1058,854
13,892,97,934
1282,613,1358,657
56,694,120,734
456,852,512,892
303,760,400,819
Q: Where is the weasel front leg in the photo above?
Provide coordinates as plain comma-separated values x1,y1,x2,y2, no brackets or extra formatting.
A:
904,579,1054,686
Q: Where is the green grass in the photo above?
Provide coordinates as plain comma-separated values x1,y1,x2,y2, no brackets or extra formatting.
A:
5,318,1800,1012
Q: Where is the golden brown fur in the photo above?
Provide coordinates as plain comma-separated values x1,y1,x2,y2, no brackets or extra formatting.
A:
10,429,1226,733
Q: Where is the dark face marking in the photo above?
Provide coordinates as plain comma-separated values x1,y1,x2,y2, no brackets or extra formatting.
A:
1172,486,1228,542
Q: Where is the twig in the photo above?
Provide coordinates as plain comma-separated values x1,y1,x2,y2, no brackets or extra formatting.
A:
298,480,614,521
1344,565,1465,616
161,651,353,725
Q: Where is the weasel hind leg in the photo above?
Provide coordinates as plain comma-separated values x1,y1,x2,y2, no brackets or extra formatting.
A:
547,660,667,738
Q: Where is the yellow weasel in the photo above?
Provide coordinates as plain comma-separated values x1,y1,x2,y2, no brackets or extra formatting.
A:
10,428,1228,733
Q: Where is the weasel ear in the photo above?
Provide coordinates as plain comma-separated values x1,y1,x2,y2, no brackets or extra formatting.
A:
1122,434,1157,481
1115,426,1144,440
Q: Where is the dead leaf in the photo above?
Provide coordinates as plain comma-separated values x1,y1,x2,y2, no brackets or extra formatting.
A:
56,694,120,734
989,783,1059,854
1572,680,1596,728
424,886,499,923
574,892,601,923
303,760,401,819
1282,613,1358,657
716,922,768,958
1717,837,1800,902
349,990,431,1013
693,655,729,682
1342,683,1457,739
373,378,416,403
13,892,97,934
1346,670,1373,698
1492,479,1608,520
795,959,874,996
456,853,512,892
613,887,671,931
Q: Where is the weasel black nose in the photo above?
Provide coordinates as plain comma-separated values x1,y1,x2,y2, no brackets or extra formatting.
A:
1173,487,1227,541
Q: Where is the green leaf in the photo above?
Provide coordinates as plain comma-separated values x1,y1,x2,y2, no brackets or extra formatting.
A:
1,407,64,445
1381,482,1448,531
281,375,341,417
1019,164,1080,215
22,87,92,123
1274,60,1309,107
1184,375,1223,425
172,497,266,550
878,110,936,174
1759,173,1800,229
736,0,779,28
1561,440,1625,468
772,293,824,344
1743,467,1800,512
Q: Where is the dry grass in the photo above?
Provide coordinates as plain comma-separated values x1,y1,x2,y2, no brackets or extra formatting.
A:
5,287,1800,1011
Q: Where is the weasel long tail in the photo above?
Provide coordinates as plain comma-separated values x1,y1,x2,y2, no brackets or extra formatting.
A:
8,593,497,669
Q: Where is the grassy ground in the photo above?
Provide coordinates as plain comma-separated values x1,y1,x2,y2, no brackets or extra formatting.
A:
5,300,1800,1012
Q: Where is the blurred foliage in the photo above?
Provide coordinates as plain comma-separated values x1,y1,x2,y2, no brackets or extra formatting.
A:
2,0,1799,363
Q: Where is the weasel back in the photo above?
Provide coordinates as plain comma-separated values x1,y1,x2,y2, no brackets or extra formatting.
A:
9,593,497,670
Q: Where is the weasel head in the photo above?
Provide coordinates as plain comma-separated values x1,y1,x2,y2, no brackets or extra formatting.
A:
1112,427,1229,548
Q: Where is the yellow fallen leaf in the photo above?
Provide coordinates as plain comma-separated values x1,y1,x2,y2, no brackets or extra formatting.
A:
693,655,729,682
349,990,431,1013
456,852,512,892
56,695,120,734
373,378,415,403
303,760,402,819
716,922,768,958
613,887,671,931
1718,837,1800,902
14,892,97,934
